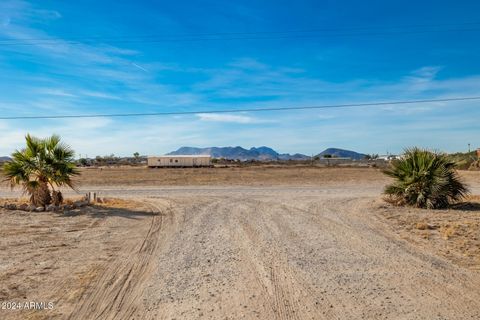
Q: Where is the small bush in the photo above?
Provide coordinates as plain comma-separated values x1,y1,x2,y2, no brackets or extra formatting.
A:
383,148,469,209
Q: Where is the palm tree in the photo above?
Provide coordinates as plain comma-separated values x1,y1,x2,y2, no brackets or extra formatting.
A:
383,147,469,209
2,134,79,207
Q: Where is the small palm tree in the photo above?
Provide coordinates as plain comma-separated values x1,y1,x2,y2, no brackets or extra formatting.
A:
383,147,469,209
2,134,79,207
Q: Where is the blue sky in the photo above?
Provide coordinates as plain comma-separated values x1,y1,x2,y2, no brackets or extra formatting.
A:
0,0,479,156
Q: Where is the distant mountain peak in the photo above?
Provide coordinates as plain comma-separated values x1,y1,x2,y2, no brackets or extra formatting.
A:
167,146,308,161
317,148,366,160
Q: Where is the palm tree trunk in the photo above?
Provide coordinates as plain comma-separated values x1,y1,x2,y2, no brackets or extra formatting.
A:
52,190,63,206
30,180,52,207
49,182,63,206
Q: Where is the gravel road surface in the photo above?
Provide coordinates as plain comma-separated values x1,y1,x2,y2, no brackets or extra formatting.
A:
67,186,480,318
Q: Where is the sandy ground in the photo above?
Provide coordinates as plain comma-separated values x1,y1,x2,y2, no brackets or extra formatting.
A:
1,167,480,319
376,196,480,271
72,166,392,186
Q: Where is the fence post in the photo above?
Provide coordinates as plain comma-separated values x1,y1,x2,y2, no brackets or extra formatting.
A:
86,192,97,204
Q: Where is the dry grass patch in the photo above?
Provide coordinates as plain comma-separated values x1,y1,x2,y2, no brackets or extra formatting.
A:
376,195,480,270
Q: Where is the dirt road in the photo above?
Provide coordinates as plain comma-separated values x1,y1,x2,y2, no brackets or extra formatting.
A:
2,168,480,319
117,192,479,320
55,193,480,318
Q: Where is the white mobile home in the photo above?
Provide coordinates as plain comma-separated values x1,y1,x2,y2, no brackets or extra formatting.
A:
147,155,212,167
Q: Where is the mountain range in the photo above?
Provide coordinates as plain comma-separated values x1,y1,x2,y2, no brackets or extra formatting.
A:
167,146,366,161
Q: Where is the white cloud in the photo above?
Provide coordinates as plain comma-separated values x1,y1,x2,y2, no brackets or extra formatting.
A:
78,90,120,100
36,88,77,97
317,114,336,120
34,9,61,20
229,58,268,70
196,113,261,124
0,1,140,79
58,117,113,131
410,66,442,79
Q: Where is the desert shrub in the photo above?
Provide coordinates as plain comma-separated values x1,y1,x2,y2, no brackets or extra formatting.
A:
383,147,469,209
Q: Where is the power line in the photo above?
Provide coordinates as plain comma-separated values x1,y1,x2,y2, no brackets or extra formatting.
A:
0,23,479,46
0,96,478,120
1,21,479,42
0,22,480,41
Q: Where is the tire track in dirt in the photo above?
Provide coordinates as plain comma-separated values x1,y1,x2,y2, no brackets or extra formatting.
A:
271,198,480,319
139,197,244,320
68,201,173,320
229,198,341,320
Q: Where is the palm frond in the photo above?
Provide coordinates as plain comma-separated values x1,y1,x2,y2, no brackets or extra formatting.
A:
383,147,469,209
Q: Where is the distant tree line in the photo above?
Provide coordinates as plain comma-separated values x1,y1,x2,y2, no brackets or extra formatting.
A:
76,152,146,167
